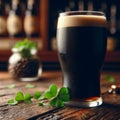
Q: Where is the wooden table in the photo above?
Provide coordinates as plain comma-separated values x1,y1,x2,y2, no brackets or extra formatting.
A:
0,70,120,120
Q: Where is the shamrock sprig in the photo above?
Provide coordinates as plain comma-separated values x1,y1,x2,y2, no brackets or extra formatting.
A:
7,92,32,105
13,38,37,58
7,84,70,107
44,84,70,107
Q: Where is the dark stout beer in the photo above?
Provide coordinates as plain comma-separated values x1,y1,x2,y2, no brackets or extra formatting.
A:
57,11,107,107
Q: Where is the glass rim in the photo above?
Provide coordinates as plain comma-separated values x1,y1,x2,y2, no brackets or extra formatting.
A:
59,11,105,17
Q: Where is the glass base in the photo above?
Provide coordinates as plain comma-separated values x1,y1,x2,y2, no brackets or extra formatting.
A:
65,97,103,108
19,68,42,82
19,76,39,81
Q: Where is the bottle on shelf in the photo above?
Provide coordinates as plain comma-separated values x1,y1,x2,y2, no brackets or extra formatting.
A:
100,0,107,14
66,0,79,11
24,0,39,38
87,0,94,11
0,0,7,37
100,0,118,51
107,2,118,51
109,5,117,35
78,0,84,10
7,0,23,37
116,0,120,50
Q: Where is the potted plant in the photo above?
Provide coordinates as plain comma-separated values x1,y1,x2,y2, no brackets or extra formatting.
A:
8,38,42,81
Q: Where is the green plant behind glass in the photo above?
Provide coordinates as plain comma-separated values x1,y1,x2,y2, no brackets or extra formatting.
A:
13,38,37,58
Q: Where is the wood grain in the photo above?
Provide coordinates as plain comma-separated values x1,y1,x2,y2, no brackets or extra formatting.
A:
0,71,120,120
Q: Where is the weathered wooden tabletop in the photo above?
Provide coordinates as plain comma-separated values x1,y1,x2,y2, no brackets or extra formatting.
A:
0,70,120,120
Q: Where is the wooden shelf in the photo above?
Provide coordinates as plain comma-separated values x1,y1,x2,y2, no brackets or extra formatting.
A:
0,50,58,62
0,50,120,63
105,51,120,63
0,0,120,67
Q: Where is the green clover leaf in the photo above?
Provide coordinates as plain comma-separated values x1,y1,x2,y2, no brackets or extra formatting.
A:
33,91,41,99
24,93,32,101
7,84,70,108
58,87,70,102
15,91,24,102
25,84,35,88
44,84,58,99
105,75,115,83
7,99,18,105
7,84,15,89
50,97,64,107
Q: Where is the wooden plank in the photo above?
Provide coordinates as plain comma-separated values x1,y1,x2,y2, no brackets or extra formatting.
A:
28,95,120,120
28,92,120,120
0,71,120,120
0,71,62,120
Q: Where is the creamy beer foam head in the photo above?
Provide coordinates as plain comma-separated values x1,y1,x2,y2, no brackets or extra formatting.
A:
57,11,107,28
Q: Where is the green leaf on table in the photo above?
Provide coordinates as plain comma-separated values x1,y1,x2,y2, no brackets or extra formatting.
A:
44,84,58,99
33,91,41,99
15,91,24,102
24,99,32,104
25,84,35,88
49,87,70,107
44,84,70,107
7,99,18,105
104,75,115,83
6,84,70,108
50,97,64,107
7,84,15,89
58,87,70,102
24,93,32,101
38,94,45,100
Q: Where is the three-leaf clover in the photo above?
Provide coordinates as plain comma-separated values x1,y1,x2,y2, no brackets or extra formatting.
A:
7,84,70,108
15,92,24,102
44,84,70,107
8,91,32,105
44,84,58,99
50,87,70,107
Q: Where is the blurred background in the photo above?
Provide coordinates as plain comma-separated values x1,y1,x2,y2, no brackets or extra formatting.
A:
0,0,120,71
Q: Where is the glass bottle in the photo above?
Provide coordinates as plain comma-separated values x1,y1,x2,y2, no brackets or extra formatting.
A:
0,0,7,37
24,0,39,37
7,0,23,37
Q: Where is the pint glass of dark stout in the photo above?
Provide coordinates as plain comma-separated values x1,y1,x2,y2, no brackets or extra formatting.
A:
57,11,107,107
